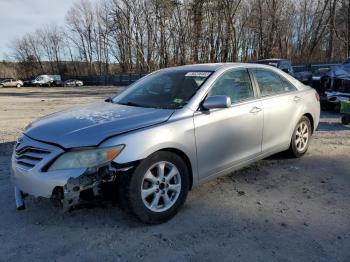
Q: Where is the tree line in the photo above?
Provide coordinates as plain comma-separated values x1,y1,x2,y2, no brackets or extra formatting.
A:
3,0,350,79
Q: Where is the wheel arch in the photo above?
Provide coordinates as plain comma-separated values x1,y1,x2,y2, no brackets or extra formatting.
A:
157,148,194,190
303,113,314,133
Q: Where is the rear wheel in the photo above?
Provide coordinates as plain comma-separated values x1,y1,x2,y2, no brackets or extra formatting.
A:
287,116,312,158
118,151,189,224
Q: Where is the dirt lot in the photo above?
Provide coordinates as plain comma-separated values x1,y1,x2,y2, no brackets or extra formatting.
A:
0,86,349,262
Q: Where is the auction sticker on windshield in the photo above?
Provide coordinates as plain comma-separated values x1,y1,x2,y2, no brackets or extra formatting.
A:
185,72,212,77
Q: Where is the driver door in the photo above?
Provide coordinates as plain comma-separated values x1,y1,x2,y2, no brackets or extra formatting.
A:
193,68,263,180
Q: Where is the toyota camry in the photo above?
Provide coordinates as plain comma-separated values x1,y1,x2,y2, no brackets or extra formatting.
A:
11,63,320,224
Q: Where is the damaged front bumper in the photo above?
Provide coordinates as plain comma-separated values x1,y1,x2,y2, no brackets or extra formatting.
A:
11,135,132,211
12,157,127,211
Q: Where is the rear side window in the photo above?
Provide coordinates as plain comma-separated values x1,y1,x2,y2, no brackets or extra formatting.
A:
208,69,254,104
253,69,296,97
280,77,297,92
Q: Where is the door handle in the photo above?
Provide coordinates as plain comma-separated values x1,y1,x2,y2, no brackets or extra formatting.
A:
250,107,262,114
293,96,302,102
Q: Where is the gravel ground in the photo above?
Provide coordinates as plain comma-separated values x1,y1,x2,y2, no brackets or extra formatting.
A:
0,86,349,262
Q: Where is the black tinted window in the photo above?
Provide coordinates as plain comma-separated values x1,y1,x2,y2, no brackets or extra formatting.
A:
208,69,254,103
253,69,294,96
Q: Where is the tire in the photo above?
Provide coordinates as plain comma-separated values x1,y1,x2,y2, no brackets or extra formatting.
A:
287,116,312,158
118,151,189,224
16,84,21,88
342,116,350,125
0,84,3,88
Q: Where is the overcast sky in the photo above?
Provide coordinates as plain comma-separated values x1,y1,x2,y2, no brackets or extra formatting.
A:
0,0,86,60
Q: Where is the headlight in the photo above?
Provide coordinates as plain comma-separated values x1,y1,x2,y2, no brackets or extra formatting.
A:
48,145,124,171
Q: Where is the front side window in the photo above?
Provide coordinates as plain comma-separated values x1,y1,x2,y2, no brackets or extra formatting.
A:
208,69,254,103
253,69,295,97
112,70,212,109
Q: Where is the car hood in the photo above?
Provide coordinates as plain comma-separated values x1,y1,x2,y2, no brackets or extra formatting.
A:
25,101,174,148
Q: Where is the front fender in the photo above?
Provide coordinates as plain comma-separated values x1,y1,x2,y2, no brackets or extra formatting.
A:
100,116,199,186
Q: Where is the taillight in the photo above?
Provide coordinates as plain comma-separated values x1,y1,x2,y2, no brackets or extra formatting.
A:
315,91,320,101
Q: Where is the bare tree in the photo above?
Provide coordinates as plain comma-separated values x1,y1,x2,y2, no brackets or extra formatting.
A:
7,0,350,78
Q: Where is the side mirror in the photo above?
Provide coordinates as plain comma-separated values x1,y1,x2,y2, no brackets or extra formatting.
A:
282,68,289,73
202,95,231,110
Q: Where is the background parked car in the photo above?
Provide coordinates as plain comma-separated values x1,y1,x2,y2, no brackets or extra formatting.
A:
342,57,350,64
63,79,84,87
31,75,62,87
319,63,350,111
254,59,294,74
253,58,312,84
312,67,330,93
0,78,23,87
22,80,33,87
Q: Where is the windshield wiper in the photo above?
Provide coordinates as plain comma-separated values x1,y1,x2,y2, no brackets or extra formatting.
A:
118,101,150,108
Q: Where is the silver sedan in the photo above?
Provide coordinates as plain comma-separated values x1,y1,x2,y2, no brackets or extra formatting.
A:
11,63,320,224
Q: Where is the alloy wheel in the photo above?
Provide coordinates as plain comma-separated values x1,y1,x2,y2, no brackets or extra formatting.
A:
295,121,309,152
141,161,181,213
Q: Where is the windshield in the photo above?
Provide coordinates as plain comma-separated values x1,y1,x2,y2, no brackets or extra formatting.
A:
112,70,213,109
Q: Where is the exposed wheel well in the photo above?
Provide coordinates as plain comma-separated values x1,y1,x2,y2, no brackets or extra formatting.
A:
303,113,314,133
158,148,193,190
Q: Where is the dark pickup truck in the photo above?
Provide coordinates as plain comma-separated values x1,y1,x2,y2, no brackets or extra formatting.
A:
253,59,312,84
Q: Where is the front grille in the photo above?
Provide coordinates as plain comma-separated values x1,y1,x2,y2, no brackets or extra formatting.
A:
15,145,51,170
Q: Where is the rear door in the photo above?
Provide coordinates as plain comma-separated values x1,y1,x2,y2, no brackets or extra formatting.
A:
9,79,16,87
194,68,263,179
250,68,300,152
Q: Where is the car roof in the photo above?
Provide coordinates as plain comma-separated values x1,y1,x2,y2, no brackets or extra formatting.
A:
162,62,282,72
163,63,226,71
255,58,288,62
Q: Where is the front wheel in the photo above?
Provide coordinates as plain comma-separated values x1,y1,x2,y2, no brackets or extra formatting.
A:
118,151,189,224
16,84,21,88
287,116,312,158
